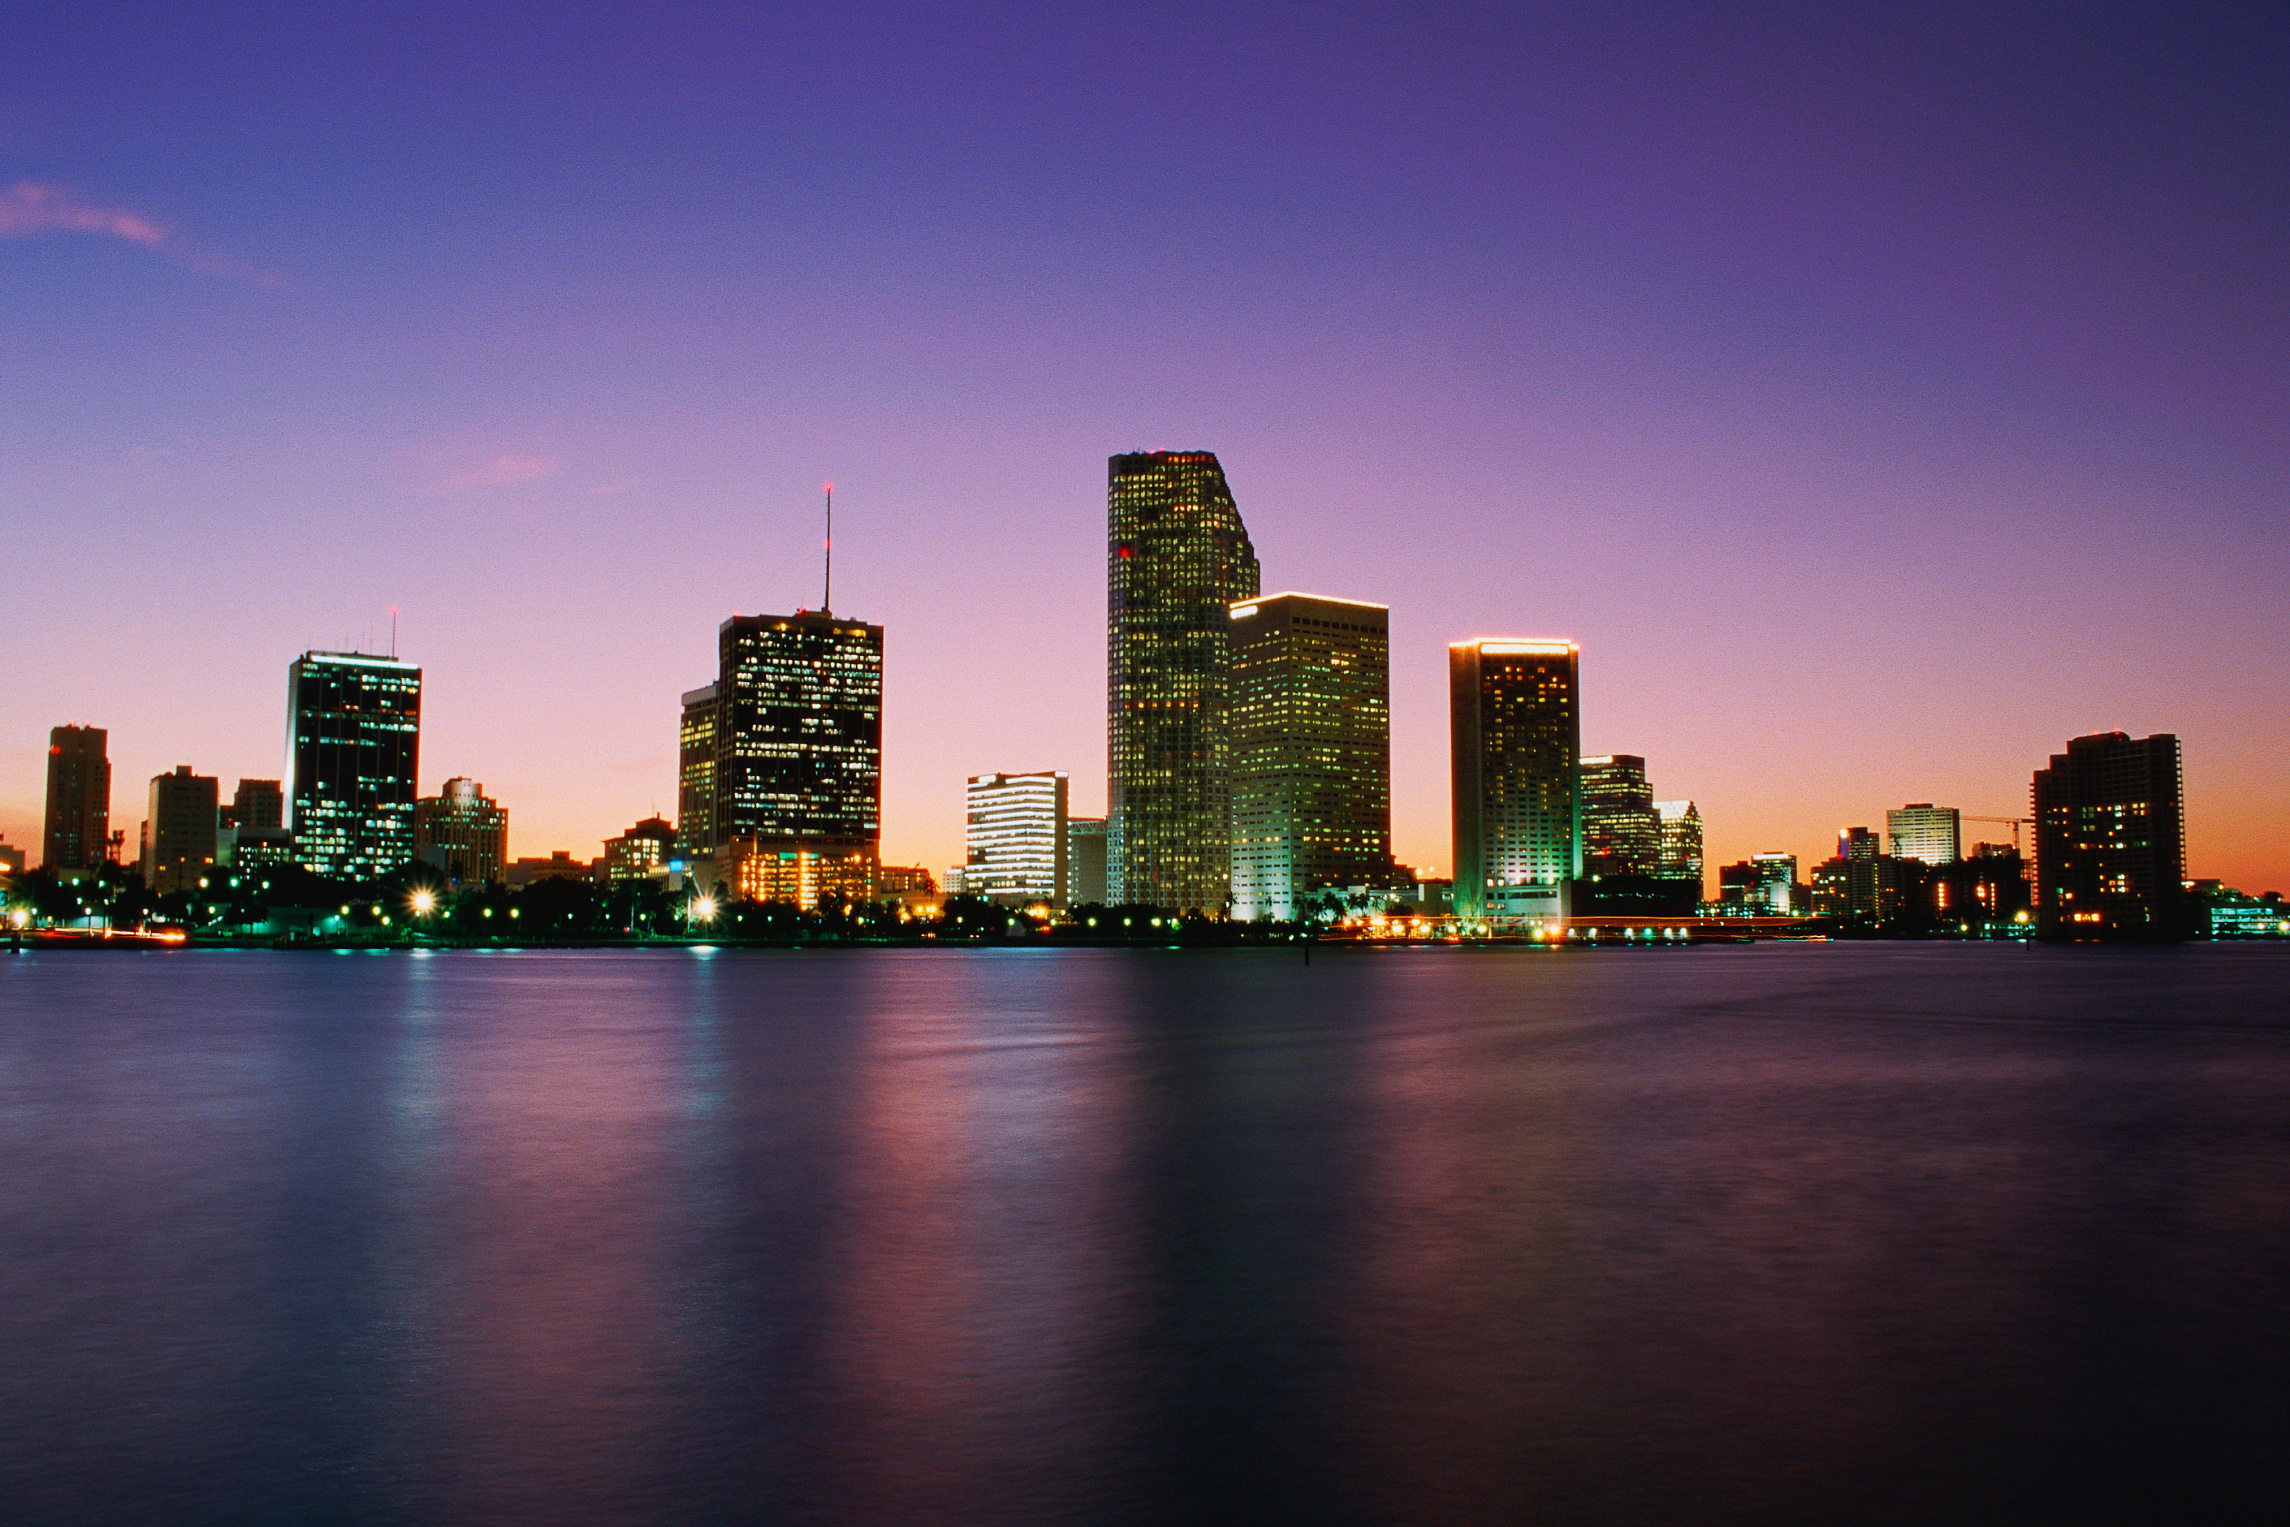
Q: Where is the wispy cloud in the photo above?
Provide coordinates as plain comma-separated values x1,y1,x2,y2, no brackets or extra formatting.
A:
441,455,563,493
0,181,167,245
1,180,277,284
588,476,641,496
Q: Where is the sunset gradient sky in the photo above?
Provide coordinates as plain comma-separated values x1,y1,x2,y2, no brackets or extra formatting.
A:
4,2,2285,891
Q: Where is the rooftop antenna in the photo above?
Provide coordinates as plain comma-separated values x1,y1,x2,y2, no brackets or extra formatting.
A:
822,482,834,615
389,606,399,659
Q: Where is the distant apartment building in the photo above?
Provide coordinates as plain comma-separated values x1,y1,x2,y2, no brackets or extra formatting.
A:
876,865,938,902
1886,804,1961,866
678,684,718,856
1451,639,1580,922
43,724,111,873
0,835,27,878
287,651,422,882
228,778,285,831
1717,853,1800,914
1066,817,1108,906
415,778,508,885
2033,731,2186,940
1655,800,1703,884
604,816,677,883
141,765,220,896
965,771,1069,906
1230,593,1395,921
1579,755,1660,878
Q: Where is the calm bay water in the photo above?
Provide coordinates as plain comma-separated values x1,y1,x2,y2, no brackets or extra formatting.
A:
3,943,2286,1525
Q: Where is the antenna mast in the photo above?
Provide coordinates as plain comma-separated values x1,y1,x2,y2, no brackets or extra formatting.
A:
823,482,834,615
389,606,399,658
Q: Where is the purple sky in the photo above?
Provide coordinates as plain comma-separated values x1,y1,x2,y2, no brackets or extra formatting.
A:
4,2,2285,891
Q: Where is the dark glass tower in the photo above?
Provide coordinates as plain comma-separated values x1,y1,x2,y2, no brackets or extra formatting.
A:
1450,639,1581,923
2032,731,2186,940
286,652,422,881
1229,592,1394,920
714,612,882,861
43,724,111,871
1578,755,1660,878
1107,450,1259,912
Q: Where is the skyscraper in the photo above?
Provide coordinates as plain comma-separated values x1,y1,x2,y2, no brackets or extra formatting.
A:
965,771,1068,906
1655,800,1703,884
678,684,718,856
713,611,882,906
43,725,110,872
286,651,422,881
141,765,219,895
415,778,508,885
1107,450,1260,912
1578,755,1660,878
1450,639,1580,923
1230,592,1394,921
2032,731,2186,940
1886,804,1961,866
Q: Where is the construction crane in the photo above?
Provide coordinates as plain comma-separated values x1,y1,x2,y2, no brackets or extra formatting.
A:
1963,815,2030,853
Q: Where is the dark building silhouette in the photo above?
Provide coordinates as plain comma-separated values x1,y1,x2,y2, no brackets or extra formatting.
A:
287,651,423,882
1230,592,1394,920
2033,731,2186,940
1930,844,2031,928
141,765,220,896
43,725,111,872
230,778,284,831
1580,755,1661,878
710,611,882,907
1107,450,1259,912
1451,639,1580,923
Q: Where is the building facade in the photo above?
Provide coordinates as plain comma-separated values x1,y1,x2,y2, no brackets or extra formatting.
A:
1450,639,1580,923
1106,450,1260,913
1717,852,1800,914
1579,755,1660,878
414,777,508,885
1229,593,1394,921
141,765,219,896
43,724,111,873
1067,818,1108,906
2032,731,2186,940
230,779,284,831
710,611,883,908
286,651,422,882
678,684,718,856
1655,800,1703,884
604,816,677,883
1886,804,1961,866
965,771,1068,906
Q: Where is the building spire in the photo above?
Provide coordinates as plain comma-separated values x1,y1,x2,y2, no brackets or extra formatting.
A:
822,482,833,615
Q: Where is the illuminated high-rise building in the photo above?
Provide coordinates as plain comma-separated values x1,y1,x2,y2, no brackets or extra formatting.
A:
2033,731,2186,940
1229,592,1393,921
711,611,882,907
678,684,718,856
43,724,111,872
1655,800,1703,883
414,778,507,885
1886,804,1961,866
964,771,1068,906
286,651,422,881
1107,450,1259,912
1450,639,1580,922
1579,755,1660,878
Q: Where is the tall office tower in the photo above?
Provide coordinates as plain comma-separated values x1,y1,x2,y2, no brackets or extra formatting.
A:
1450,639,1581,922
714,612,882,908
231,779,284,831
414,778,508,885
1229,593,1394,921
1107,450,1260,912
43,725,111,872
1066,817,1108,906
1886,804,1961,866
2032,731,2186,940
965,771,1069,906
678,684,718,856
1578,755,1660,878
1655,800,1703,883
286,651,423,881
141,765,219,895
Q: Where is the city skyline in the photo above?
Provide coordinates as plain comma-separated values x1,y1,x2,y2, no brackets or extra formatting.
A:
3,5,2284,893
